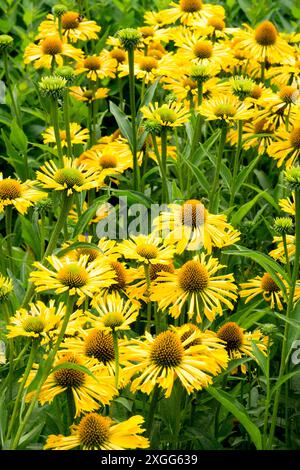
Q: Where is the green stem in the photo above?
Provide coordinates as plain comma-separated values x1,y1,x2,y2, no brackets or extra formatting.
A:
63,90,72,158
3,301,14,402
39,211,45,259
282,233,292,279
128,46,140,191
268,189,300,449
261,60,265,83
229,120,243,207
209,124,227,212
262,338,271,449
147,384,160,441
112,332,119,389
58,17,62,40
21,193,73,308
5,205,13,271
160,128,168,203
6,340,38,439
50,98,63,165
144,264,152,333
3,51,21,126
10,296,75,449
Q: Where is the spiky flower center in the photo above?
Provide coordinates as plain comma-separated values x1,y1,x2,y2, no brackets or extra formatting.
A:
54,168,85,188
54,353,85,388
84,56,101,70
289,127,300,149
181,199,205,228
214,103,237,118
57,264,89,288
110,261,127,290
150,331,184,367
193,41,213,59
77,248,100,263
179,0,203,13
102,312,124,329
149,263,174,281
217,322,243,351
110,48,126,63
208,16,225,30
0,179,22,200
42,36,63,55
22,317,45,333
78,413,110,449
139,26,155,38
157,106,177,123
136,243,158,259
99,154,118,169
254,21,277,46
139,56,158,72
178,260,209,292
250,85,263,99
84,330,115,364
180,324,201,348
260,273,280,292
61,12,80,30
279,86,299,103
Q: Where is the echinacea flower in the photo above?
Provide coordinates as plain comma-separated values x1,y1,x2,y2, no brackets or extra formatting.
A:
239,272,287,310
141,101,190,128
42,122,89,147
151,253,237,322
37,12,100,43
44,413,149,450
269,235,295,263
199,95,253,122
0,174,45,214
0,274,13,302
267,124,300,168
159,0,224,27
75,51,117,81
90,292,139,332
119,234,175,265
24,35,83,69
69,86,109,102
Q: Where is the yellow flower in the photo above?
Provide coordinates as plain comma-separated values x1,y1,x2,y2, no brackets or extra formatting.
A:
237,20,294,64
199,95,253,122
44,413,149,450
0,174,45,214
119,53,161,84
126,262,175,302
26,352,116,417
119,234,175,265
90,292,139,332
75,51,117,81
24,35,83,69
30,255,116,306
125,328,228,397
151,253,237,322
228,118,275,155
158,0,224,27
141,101,190,127
269,235,295,263
239,272,287,310
37,12,100,43
36,157,100,195
69,86,109,102
153,199,240,253
42,122,89,147
0,274,13,302
267,124,300,168
7,300,64,340
279,194,295,216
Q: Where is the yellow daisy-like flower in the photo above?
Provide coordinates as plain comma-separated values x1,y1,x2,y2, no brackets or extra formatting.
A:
119,53,161,84
279,194,295,216
267,56,300,87
90,292,139,332
125,327,228,397
151,253,238,322
26,352,116,417
228,118,275,155
0,174,45,215
30,255,116,306
141,101,190,128
126,262,175,302
42,122,89,148
37,12,100,43
36,157,100,195
44,413,149,450
119,234,175,265
24,35,83,69
199,95,253,122
69,86,109,102
269,235,295,263
267,124,300,168
0,274,13,301
217,322,267,365
159,0,224,26
6,300,64,340
153,199,240,253
75,51,117,81
237,20,294,64
239,272,287,310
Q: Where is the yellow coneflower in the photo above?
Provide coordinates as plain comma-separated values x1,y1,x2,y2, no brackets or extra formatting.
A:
37,12,100,43
141,101,190,128
228,118,275,155
119,53,161,84
24,36,83,69
90,292,139,332
151,253,237,322
269,235,295,263
30,255,116,306
125,328,228,397
44,413,149,450
126,262,175,301
159,0,225,27
36,157,100,195
42,122,89,147
199,95,253,122
153,199,240,253
69,86,109,102
0,274,13,302
75,51,117,81
119,234,175,265
26,353,116,417
239,272,287,310
0,174,45,214
279,194,295,216
267,124,300,168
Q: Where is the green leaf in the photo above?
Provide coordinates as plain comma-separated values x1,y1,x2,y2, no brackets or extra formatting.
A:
231,191,265,225
109,101,133,145
10,119,28,153
233,155,260,196
270,370,300,398
207,387,262,449
251,341,268,377
184,159,210,193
